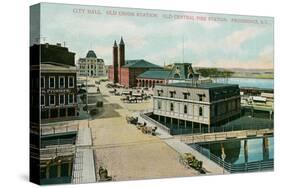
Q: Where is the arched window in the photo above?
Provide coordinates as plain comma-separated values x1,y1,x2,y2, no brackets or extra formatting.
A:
199,107,203,116
170,103,174,111
174,73,180,79
158,100,162,110
184,105,187,114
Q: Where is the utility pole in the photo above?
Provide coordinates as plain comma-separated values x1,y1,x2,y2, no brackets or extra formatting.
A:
182,35,185,64
86,73,90,128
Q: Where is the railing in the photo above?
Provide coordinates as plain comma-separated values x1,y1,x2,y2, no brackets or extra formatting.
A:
139,112,171,134
41,138,76,148
179,129,273,144
138,109,153,114
169,120,273,135
140,112,273,136
41,125,79,136
41,120,79,127
40,145,75,158
139,111,273,138
190,143,274,173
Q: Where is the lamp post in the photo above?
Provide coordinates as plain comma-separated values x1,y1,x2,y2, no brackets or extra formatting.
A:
221,143,226,174
221,152,226,174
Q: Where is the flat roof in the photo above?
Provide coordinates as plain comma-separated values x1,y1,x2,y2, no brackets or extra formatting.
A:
39,62,77,73
157,82,239,89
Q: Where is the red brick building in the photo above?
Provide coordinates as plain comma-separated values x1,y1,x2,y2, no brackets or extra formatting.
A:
108,38,162,88
136,69,170,88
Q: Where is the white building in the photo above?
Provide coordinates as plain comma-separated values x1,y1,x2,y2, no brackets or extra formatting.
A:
78,50,106,77
153,82,241,133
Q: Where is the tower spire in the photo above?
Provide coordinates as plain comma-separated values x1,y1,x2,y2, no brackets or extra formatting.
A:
113,40,117,47
118,37,125,83
113,40,119,84
120,36,124,45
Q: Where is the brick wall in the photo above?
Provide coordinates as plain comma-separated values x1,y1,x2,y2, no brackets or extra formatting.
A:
120,67,130,87
129,68,151,87
108,65,114,81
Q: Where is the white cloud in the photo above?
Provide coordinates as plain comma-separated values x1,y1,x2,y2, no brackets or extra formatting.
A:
224,27,264,50
41,7,273,69
192,45,273,69
183,39,217,54
217,59,272,69
257,45,274,68
193,59,214,68
143,45,182,65
259,45,273,58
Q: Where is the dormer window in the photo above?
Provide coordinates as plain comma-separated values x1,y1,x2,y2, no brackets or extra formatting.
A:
198,94,205,102
170,91,175,98
183,92,190,99
157,90,163,96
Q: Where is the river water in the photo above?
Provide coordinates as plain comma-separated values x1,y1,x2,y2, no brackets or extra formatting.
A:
199,137,274,165
213,77,274,89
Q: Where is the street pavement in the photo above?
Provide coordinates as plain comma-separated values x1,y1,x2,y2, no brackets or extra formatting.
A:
86,79,199,181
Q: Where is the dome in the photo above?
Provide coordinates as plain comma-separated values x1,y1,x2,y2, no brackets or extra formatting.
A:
86,50,97,58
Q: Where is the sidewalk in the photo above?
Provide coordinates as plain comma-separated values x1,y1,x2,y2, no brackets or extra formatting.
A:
164,138,227,175
137,112,226,175
72,128,96,184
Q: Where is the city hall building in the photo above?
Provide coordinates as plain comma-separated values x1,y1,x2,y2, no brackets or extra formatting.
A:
78,50,106,77
153,81,241,134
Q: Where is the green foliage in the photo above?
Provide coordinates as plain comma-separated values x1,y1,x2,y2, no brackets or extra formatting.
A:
196,68,234,77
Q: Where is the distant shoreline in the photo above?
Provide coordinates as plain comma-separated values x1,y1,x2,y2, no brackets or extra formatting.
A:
213,73,273,79
210,74,273,79
213,76,273,79
194,67,273,80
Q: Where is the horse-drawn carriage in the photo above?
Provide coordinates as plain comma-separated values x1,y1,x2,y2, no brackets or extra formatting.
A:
126,116,157,136
98,167,112,181
136,122,157,135
126,116,139,125
140,126,157,135
179,153,205,173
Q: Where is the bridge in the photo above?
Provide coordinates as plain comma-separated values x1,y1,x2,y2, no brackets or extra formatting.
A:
176,128,273,144
138,110,274,173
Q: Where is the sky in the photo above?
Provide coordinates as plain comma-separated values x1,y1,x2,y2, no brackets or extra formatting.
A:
31,3,274,69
